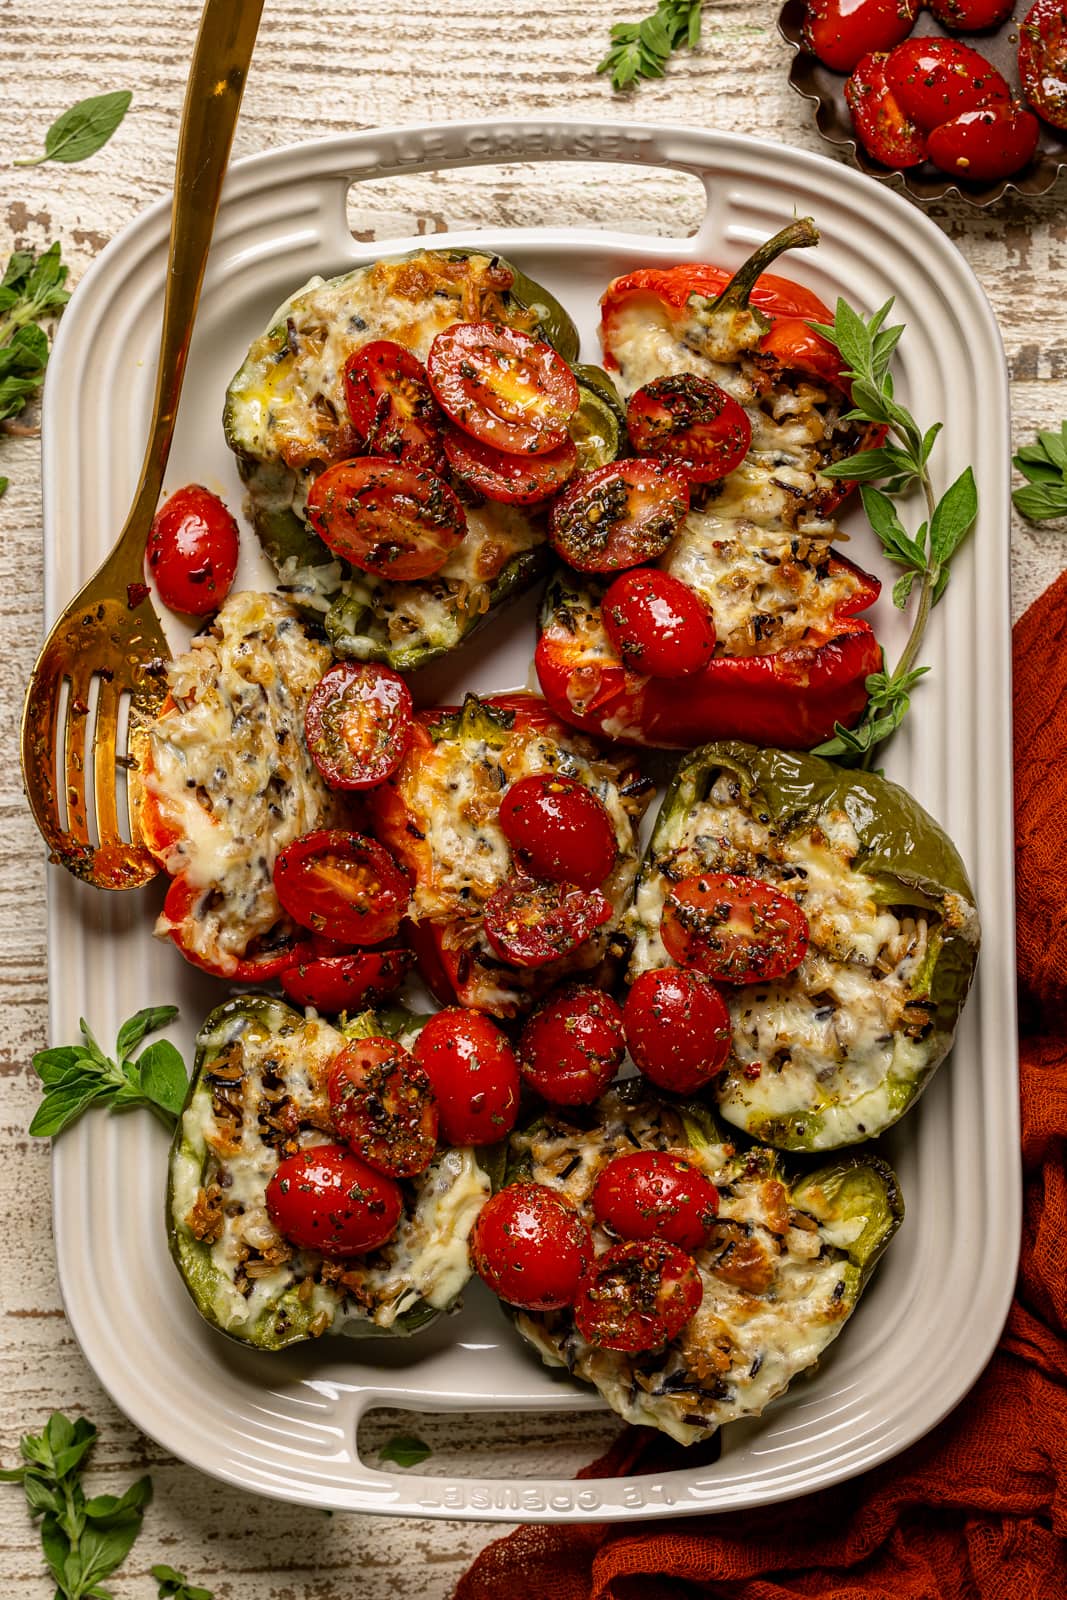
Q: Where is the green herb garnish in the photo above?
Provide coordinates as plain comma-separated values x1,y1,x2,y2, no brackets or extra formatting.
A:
807,298,978,767
152,1565,216,1600
0,243,69,430
378,1434,432,1468
598,0,703,90
30,1006,187,1137
14,90,132,168
1012,422,1067,522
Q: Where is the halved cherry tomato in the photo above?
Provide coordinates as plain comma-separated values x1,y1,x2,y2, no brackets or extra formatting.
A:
592,1152,719,1252
573,1239,703,1353
662,873,810,985
548,460,689,574
1020,0,1067,130
146,485,239,616
280,946,414,1013
266,1143,403,1256
426,323,579,456
846,52,929,168
928,0,1012,29
412,1008,521,1145
802,0,920,74
159,874,310,980
442,423,577,504
273,829,409,945
498,773,617,890
518,985,626,1106
928,102,1040,180
304,662,413,791
622,967,732,1093
482,874,613,969
469,1183,593,1309
305,458,467,581
342,340,444,472
327,1037,437,1178
884,39,1009,132
602,568,716,679
626,376,752,484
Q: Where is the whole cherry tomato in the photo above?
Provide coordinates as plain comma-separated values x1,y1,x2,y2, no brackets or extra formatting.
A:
548,460,690,574
498,773,618,890
591,1151,719,1251
304,662,413,791
845,51,929,168
622,967,732,1093
146,485,239,616
266,1143,403,1256
928,0,1013,29
927,102,1040,180
884,38,1009,132
426,323,579,455
573,1239,703,1353
1019,0,1067,130
342,339,444,472
280,945,414,1013
661,873,810,985
602,568,716,679
327,1037,438,1178
802,0,920,73
306,458,467,582
412,1008,521,1145
273,829,410,945
625,375,752,484
518,985,626,1105
482,875,613,969
442,425,577,505
469,1182,593,1309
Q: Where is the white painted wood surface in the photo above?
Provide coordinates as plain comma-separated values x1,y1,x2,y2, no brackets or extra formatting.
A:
1,2,1063,1593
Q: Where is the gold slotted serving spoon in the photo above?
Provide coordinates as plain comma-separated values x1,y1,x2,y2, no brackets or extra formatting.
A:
21,0,264,889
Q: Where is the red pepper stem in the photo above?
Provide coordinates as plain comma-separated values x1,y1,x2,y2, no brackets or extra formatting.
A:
710,218,821,314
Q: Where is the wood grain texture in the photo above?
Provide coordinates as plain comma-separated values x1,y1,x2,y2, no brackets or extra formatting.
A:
1,1,1064,1592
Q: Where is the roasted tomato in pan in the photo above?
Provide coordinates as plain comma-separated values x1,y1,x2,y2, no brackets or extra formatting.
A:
273,829,409,946
548,460,689,574
626,375,752,484
661,872,810,985
327,1036,438,1179
342,340,444,472
573,1239,703,1353
591,1152,719,1252
482,874,613,969
622,967,732,1093
927,102,1040,180
601,568,716,679
280,945,414,1013
518,985,626,1106
498,773,618,890
146,484,239,616
845,51,929,167
1019,0,1067,130
469,1182,594,1310
304,661,414,791
883,38,1009,132
266,1143,403,1256
412,1008,521,1145
928,0,1013,29
802,0,919,73
426,323,579,455
159,875,310,980
305,458,467,581
442,423,578,504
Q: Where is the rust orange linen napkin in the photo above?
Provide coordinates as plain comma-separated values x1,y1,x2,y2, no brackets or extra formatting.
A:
454,570,1067,1600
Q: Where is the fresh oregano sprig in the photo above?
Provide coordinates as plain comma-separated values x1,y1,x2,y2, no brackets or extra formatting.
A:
806,297,978,767
152,1565,216,1600
29,1006,187,1137
598,0,703,90
13,90,132,168
0,242,70,429
378,1434,433,1469
1012,421,1067,522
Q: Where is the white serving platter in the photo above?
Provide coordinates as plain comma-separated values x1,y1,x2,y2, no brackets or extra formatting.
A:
42,118,1018,1520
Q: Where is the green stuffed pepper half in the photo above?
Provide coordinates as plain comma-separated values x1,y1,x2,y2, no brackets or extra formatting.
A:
507,1081,902,1445
168,995,491,1351
628,741,980,1151
224,248,622,674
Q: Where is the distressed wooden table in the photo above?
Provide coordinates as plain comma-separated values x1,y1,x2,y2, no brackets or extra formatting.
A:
2,2,1064,1593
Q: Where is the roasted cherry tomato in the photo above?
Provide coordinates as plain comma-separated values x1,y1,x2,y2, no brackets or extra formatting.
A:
342,340,443,472
306,458,467,582
602,568,716,679
482,874,613,969
591,1151,719,1252
518,985,626,1106
625,375,752,484
846,51,929,167
280,945,414,1013
1020,0,1067,130
928,0,1013,29
327,1037,438,1178
159,874,310,980
426,323,579,456
802,0,920,73
273,829,409,945
884,39,1009,132
498,773,618,890
662,873,810,985
266,1143,403,1256
548,460,689,574
146,485,239,616
622,967,732,1093
412,1008,521,1145
304,662,413,791
469,1182,593,1309
442,423,577,504
573,1239,703,1353
928,102,1040,180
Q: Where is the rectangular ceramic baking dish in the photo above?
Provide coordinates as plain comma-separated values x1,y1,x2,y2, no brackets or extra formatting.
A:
42,118,1018,1520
